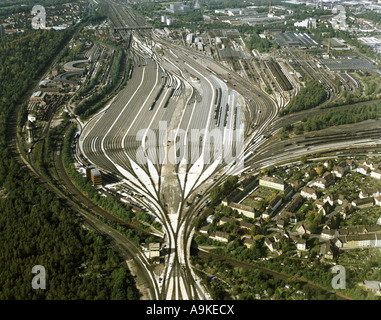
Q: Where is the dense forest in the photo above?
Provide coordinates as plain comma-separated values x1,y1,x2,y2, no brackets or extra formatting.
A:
283,101,381,135
0,27,138,299
280,81,327,115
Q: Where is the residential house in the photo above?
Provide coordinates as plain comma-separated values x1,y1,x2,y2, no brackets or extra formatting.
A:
313,171,335,189
355,164,370,176
359,189,369,199
289,213,297,224
273,232,286,243
296,222,311,235
283,185,294,199
314,199,331,215
323,194,337,206
359,187,380,199
334,233,381,249
324,215,339,230
210,231,230,243
332,161,350,178
371,169,381,180
296,238,307,251
284,193,303,212
200,225,210,234
363,281,381,294
239,221,254,232
346,159,355,170
229,202,256,219
377,216,381,225
219,216,236,226
261,208,272,220
206,214,214,224
352,197,374,208
301,186,318,200
267,195,283,213
259,176,286,191
276,218,285,229
337,194,346,205
304,167,315,178
320,241,335,260
374,196,381,206
280,210,298,224
323,159,333,168
321,229,339,239
340,200,353,219
277,210,297,223
264,237,276,252
242,237,255,248
359,160,378,171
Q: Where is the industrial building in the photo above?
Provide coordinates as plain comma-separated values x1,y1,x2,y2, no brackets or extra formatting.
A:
87,167,102,186
166,3,192,14
149,243,161,260
273,32,319,48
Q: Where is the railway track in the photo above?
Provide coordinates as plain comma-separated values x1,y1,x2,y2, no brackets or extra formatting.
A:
265,60,293,91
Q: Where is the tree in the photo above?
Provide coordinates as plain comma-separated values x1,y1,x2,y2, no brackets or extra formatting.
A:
301,155,308,164
315,166,325,176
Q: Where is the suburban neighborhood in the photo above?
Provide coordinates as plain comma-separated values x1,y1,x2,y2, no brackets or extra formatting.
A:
196,155,381,261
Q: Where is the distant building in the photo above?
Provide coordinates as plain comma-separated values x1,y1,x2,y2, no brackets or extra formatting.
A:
186,33,194,44
29,91,46,102
294,17,317,29
166,3,192,14
363,281,381,294
166,18,176,26
90,168,102,186
161,15,169,23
